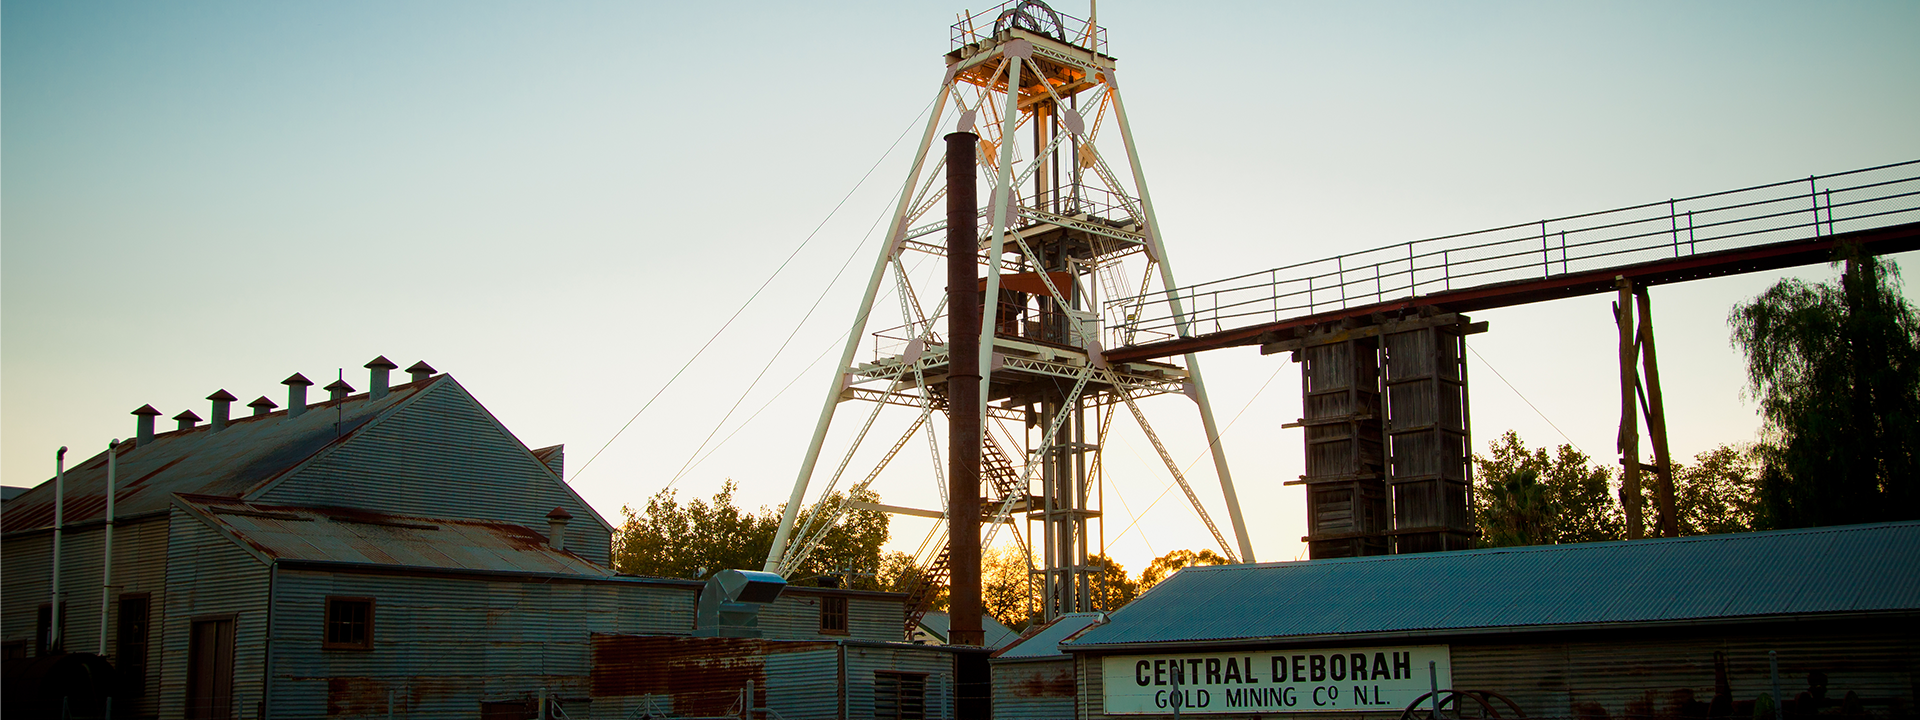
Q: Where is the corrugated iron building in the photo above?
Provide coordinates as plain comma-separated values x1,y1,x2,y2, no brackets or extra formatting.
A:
3,361,962,719
991,612,1103,719
1056,523,1920,720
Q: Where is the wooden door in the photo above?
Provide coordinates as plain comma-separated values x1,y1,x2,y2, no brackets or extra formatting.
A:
186,617,235,720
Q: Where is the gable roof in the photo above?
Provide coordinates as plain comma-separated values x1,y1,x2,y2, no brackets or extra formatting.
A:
173,495,616,578
993,612,1103,660
3,377,442,533
1066,522,1920,651
916,610,1022,648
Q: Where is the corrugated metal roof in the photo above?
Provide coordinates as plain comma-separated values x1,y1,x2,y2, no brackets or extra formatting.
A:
1066,522,1920,649
174,494,616,577
915,610,1022,648
2,377,442,532
992,612,1103,659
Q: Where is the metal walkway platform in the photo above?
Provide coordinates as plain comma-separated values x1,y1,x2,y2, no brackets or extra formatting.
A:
1107,160,1920,363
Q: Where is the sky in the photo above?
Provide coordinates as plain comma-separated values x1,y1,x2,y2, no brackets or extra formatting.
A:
6,1,1918,577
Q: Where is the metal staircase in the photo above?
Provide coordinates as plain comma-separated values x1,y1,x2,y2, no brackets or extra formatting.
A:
901,431,1029,639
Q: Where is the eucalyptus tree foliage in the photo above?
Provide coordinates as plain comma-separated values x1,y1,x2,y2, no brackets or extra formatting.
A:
1671,444,1762,535
612,480,890,587
1137,548,1232,592
1473,431,1622,546
1731,249,1920,528
1474,431,1765,544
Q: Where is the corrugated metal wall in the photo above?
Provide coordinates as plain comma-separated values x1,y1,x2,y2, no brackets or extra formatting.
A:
161,508,271,719
1452,626,1920,720
845,645,957,720
0,517,171,715
257,381,613,566
268,568,696,718
993,658,1077,719
760,591,907,643
589,635,841,719
1071,623,1919,720
1078,653,1104,720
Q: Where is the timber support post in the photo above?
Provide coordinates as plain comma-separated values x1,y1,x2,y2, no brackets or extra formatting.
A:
1636,287,1678,538
1615,277,1644,540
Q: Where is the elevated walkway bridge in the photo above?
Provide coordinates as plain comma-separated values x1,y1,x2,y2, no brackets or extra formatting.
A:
1108,160,1920,364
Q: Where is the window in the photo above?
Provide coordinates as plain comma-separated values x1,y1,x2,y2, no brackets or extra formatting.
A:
117,593,151,696
323,597,374,650
819,595,848,635
874,671,927,720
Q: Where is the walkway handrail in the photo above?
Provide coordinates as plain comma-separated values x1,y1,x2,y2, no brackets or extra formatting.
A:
1111,160,1920,341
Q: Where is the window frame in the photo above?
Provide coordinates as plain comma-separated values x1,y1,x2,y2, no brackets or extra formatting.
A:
873,670,929,720
818,595,849,636
117,592,153,696
322,596,375,651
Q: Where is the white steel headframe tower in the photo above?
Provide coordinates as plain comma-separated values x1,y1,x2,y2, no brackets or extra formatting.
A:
763,0,1254,629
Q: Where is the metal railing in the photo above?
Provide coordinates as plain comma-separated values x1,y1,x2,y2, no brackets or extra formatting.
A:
952,0,1108,55
1114,160,1920,339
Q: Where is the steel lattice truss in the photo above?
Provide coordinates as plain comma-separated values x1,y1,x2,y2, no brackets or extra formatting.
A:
763,2,1256,630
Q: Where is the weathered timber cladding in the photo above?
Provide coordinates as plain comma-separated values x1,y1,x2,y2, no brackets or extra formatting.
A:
161,507,271,719
1297,334,1388,558
994,657,1078,719
268,569,693,718
1382,319,1474,553
847,644,958,720
762,588,908,643
259,381,612,566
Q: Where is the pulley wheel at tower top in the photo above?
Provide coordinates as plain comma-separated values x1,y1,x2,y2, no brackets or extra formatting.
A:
993,0,1066,40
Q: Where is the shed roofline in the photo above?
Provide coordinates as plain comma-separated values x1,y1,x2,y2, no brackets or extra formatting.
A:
237,375,447,501
1,509,170,540
274,558,705,587
1060,608,1920,653
170,493,277,566
238,375,616,534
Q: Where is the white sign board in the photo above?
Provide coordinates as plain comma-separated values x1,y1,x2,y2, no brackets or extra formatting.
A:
1102,645,1451,714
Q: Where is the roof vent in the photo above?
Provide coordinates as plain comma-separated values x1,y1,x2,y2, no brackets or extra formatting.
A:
173,409,202,431
406,360,436,385
207,390,237,431
546,507,573,551
284,373,314,418
132,405,162,445
324,379,354,402
693,569,787,638
366,356,397,400
248,396,278,417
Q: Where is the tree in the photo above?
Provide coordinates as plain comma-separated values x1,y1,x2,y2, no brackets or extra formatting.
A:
980,545,1037,630
1478,467,1554,548
613,480,773,580
1670,444,1762,536
612,481,891,588
1138,549,1231,592
1086,554,1139,610
1473,431,1622,546
1731,249,1920,528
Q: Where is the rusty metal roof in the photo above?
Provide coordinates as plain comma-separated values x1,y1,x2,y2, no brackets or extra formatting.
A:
3,377,441,533
175,494,616,577
1066,521,1920,651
